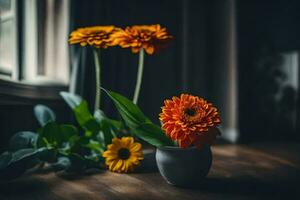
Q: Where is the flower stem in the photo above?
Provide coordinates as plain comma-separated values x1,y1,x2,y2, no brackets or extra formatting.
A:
93,49,101,112
133,49,145,104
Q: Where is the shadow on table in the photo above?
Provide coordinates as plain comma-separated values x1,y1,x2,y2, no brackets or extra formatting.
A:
183,176,300,198
0,176,59,195
135,151,158,173
0,168,105,195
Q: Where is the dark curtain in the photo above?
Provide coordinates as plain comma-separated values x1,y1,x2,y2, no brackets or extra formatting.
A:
69,0,239,142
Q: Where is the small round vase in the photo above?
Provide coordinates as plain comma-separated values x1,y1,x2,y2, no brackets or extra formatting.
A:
155,145,212,187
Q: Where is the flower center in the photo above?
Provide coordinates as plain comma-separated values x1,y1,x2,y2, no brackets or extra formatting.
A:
118,148,130,160
184,108,197,117
102,34,109,39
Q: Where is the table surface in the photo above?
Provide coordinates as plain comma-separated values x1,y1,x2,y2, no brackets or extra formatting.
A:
0,143,300,200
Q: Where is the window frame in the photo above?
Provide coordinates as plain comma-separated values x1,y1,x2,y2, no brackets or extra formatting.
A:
0,0,69,103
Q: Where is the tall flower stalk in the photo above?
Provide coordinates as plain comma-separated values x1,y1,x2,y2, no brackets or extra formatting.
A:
68,25,120,111
93,49,101,111
133,49,145,104
110,24,172,104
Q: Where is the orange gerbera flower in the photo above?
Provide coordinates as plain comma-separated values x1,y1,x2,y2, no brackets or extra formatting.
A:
69,26,120,48
159,94,221,149
111,24,172,55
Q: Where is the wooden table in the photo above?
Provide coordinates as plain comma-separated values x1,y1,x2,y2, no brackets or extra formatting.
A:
1,143,300,200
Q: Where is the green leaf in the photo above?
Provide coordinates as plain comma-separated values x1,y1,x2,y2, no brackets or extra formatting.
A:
84,140,104,153
0,152,12,171
37,122,60,148
36,135,48,148
37,122,79,148
60,91,82,109
60,124,79,142
34,104,56,126
74,100,92,125
99,119,115,146
69,137,90,155
102,88,173,147
94,109,106,122
99,118,123,145
84,119,101,135
134,123,173,147
94,109,123,146
94,109,123,132
102,89,150,128
49,157,71,171
9,131,38,151
60,92,101,134
109,119,123,130
74,101,101,134
0,148,47,180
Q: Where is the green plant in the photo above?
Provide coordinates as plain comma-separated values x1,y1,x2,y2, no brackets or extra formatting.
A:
0,95,123,180
101,88,173,147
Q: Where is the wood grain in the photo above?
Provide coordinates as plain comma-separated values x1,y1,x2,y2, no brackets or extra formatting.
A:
0,143,299,200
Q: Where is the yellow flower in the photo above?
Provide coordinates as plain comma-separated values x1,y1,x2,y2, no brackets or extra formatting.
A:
102,137,143,173
68,26,120,48
111,24,172,55
159,94,221,149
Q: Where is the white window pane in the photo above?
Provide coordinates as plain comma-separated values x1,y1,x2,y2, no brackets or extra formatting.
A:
22,0,70,85
0,19,16,76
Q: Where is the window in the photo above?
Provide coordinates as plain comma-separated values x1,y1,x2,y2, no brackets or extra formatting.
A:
0,0,18,79
0,0,70,85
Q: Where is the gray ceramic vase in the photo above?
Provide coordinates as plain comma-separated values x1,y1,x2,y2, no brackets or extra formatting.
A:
155,145,212,187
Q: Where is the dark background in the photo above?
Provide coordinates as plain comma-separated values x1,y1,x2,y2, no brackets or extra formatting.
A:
1,0,300,152
237,0,300,142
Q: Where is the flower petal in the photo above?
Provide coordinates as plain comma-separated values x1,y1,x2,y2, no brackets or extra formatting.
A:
103,136,143,173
